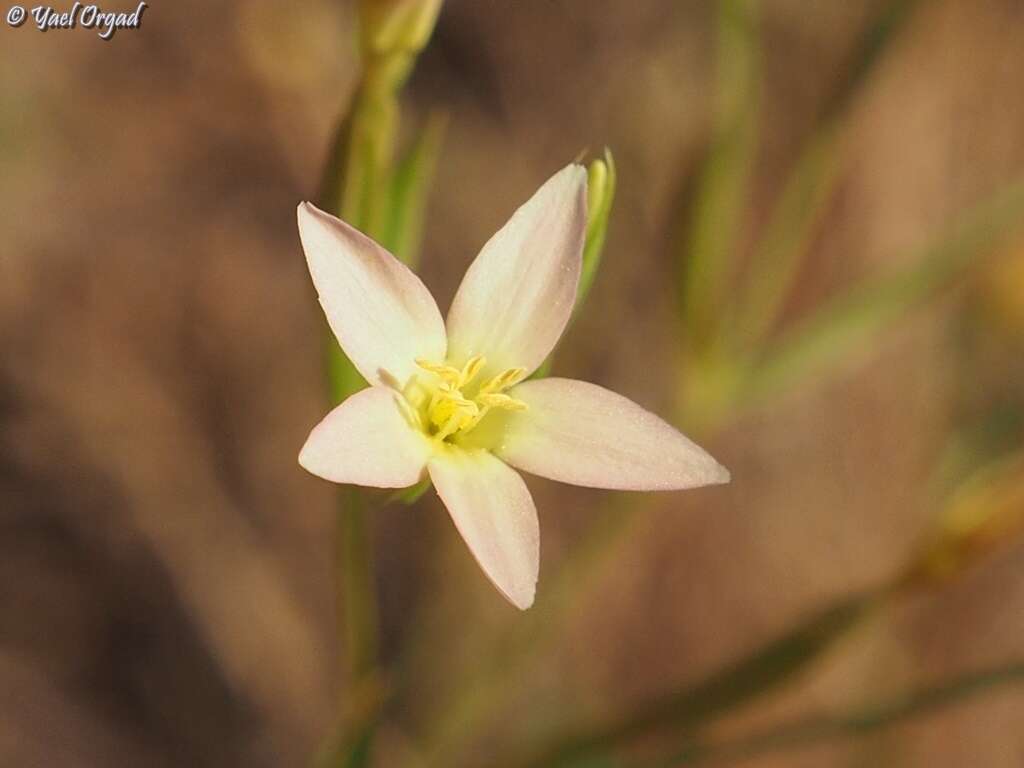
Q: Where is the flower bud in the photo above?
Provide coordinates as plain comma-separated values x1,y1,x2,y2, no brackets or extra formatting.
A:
577,149,616,311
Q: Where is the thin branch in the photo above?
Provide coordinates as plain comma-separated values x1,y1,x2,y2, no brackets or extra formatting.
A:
654,659,1024,767
505,592,877,768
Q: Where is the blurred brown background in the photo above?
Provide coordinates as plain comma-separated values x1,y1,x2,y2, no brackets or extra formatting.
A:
3,0,1024,766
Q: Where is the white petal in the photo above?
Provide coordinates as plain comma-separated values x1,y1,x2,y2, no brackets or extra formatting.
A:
445,164,587,376
428,450,539,610
299,386,431,488
297,202,446,387
495,378,730,491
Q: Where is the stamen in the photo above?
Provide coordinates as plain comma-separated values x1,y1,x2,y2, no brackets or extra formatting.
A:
458,355,486,388
401,374,427,410
479,366,527,395
410,357,528,443
415,358,462,386
477,393,528,411
394,393,423,430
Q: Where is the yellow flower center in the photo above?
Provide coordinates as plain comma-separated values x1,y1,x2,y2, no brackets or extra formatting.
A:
395,355,528,443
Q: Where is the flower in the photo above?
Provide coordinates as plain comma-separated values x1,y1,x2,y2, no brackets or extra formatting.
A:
297,164,730,609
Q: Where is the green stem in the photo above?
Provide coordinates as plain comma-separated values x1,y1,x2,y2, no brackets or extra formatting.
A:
651,659,1024,767
732,0,922,349
338,488,378,682
509,590,879,768
417,494,645,767
745,176,1024,404
679,0,760,359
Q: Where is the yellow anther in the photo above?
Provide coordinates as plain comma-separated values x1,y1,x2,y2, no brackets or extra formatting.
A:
415,357,462,386
480,367,527,395
477,393,528,411
458,355,486,388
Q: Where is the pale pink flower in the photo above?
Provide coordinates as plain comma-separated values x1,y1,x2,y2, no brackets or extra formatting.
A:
297,164,729,609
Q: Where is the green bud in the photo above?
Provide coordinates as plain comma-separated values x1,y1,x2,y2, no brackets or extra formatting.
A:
360,0,444,57
577,149,616,313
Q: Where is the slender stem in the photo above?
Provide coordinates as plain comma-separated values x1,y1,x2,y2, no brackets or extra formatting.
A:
417,494,645,767
651,659,1024,767
679,0,760,359
732,0,922,349
338,487,378,683
744,176,1024,404
506,590,879,768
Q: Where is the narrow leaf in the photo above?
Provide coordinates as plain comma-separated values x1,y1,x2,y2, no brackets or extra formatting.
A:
746,178,1024,403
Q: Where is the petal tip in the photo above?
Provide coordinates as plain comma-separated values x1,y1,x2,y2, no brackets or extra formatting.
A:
561,162,588,189
678,455,731,490
511,587,536,611
499,575,536,610
296,200,316,220
296,432,323,478
710,461,731,486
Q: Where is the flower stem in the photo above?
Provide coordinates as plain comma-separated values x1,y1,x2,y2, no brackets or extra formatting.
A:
313,4,444,766
338,487,379,683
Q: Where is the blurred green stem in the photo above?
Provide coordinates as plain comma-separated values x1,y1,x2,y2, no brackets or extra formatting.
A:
733,0,922,349
338,488,378,682
731,122,843,346
651,659,1024,767
679,0,759,359
382,111,448,266
745,176,1024,403
417,494,644,767
509,590,881,768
